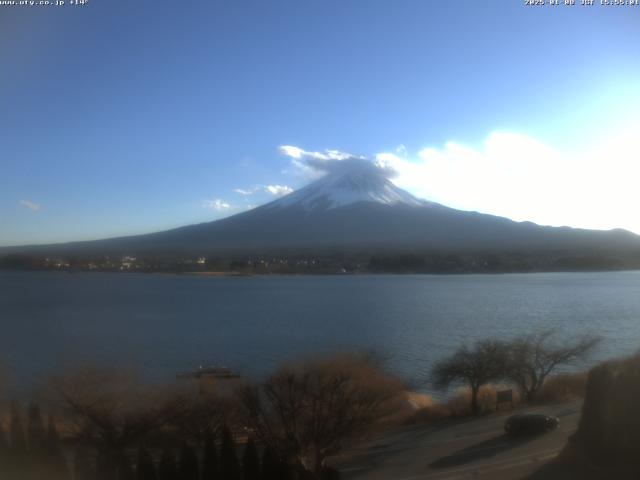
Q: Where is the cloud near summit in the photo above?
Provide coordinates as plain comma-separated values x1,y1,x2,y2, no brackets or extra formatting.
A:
278,145,396,179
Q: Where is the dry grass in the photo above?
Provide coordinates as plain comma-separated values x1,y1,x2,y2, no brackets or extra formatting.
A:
536,372,587,403
403,384,517,424
405,372,589,426
402,400,450,425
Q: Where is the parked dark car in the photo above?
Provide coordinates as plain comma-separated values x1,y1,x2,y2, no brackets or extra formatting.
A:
504,414,559,437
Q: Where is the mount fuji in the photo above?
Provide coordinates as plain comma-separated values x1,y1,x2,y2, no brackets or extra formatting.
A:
4,162,640,257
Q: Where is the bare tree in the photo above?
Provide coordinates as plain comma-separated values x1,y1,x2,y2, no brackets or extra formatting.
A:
240,353,403,476
165,386,234,446
505,330,600,403
431,340,508,415
50,367,186,471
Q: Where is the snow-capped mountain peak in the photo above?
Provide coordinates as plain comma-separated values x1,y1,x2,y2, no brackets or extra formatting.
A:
266,168,427,212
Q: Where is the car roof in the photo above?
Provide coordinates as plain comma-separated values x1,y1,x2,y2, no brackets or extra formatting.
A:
507,413,552,420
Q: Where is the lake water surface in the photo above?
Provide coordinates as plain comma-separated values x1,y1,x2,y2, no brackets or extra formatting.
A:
2,271,640,391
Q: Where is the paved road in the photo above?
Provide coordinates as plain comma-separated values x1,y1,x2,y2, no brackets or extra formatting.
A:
334,401,582,480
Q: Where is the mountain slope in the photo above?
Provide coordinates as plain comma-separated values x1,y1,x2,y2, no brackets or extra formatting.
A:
3,167,640,257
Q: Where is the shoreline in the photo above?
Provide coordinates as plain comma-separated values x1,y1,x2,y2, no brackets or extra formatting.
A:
3,267,640,277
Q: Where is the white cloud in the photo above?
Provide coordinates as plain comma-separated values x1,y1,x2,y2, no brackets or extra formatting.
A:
265,185,294,196
376,127,640,233
279,145,365,178
233,185,294,197
278,145,307,160
279,144,393,180
278,145,354,161
233,187,259,196
203,199,231,211
20,200,40,212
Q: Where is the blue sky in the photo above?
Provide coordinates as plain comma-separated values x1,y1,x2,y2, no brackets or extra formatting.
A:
2,1,640,246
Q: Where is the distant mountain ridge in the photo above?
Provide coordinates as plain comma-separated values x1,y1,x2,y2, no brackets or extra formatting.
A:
3,166,640,258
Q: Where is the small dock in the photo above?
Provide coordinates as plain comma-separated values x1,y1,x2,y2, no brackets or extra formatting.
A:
176,365,241,380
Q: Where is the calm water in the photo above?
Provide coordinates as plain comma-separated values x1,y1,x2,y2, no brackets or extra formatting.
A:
2,271,640,391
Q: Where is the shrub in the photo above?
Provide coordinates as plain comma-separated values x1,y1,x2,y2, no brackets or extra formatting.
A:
178,443,199,480
202,431,219,479
260,445,289,480
136,446,157,480
118,454,135,480
157,448,178,480
242,438,260,480
220,426,240,480
74,447,97,480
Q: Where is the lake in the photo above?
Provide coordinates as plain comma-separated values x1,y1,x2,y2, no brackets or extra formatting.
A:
2,270,640,393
